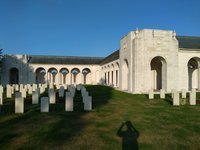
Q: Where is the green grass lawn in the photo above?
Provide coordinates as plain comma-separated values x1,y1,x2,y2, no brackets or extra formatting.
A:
0,85,200,150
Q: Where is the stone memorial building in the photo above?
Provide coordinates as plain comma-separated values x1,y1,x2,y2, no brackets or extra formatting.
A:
1,29,200,93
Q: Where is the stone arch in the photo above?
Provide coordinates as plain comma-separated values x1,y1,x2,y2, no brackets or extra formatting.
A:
9,67,19,84
150,56,167,90
48,68,58,84
35,67,46,84
121,59,129,90
71,68,80,84
59,68,69,84
187,57,200,90
82,68,91,84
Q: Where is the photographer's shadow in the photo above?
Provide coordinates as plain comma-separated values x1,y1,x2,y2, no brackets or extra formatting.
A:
117,121,139,150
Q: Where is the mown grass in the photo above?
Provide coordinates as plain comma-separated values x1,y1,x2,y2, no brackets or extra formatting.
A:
0,85,200,150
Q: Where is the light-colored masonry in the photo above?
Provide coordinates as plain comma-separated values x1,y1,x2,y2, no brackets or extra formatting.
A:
1,29,200,93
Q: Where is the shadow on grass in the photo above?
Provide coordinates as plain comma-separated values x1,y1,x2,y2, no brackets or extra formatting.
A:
117,121,139,150
0,85,113,149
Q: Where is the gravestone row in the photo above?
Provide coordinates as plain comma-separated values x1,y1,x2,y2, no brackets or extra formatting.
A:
148,88,197,106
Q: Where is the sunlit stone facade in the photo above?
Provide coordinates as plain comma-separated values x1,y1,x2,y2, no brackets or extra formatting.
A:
1,29,200,93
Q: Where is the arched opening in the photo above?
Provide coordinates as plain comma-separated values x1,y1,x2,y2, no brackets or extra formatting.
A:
48,68,58,84
111,64,114,85
122,59,129,90
82,68,91,84
116,62,120,87
36,67,46,84
188,57,200,90
71,68,80,84
150,56,167,90
60,68,69,84
9,67,19,84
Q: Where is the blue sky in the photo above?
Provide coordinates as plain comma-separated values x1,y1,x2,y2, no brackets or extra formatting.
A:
0,0,200,57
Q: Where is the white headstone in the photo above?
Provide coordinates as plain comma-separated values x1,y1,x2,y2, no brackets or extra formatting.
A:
32,84,37,92
32,91,39,104
65,92,73,111
41,97,49,112
59,86,64,97
84,96,92,111
189,88,196,105
0,85,3,93
64,84,68,90
49,89,56,104
6,85,12,98
181,89,187,98
11,86,14,94
28,85,33,94
21,88,27,98
0,91,3,105
148,89,154,99
160,89,165,99
15,92,24,113
15,84,19,91
49,83,54,89
173,91,180,106
19,84,24,91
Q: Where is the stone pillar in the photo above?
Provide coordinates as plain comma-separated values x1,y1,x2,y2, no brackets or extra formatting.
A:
181,89,186,98
15,92,24,113
41,97,49,112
